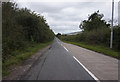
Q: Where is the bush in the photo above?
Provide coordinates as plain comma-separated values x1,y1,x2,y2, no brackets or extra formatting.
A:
2,2,54,61
113,26,120,50
60,27,120,51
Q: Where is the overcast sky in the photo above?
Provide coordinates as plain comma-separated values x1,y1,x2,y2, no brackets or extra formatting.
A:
15,0,119,34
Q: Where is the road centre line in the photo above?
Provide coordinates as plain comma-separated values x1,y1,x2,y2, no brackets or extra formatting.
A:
73,56,100,82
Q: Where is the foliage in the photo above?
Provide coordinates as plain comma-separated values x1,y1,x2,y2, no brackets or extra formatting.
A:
56,33,61,36
113,26,120,50
3,41,53,76
59,11,120,54
2,2,54,61
79,10,110,31
60,27,120,51
56,33,62,38
77,28,111,45
60,35,77,42
63,41,119,59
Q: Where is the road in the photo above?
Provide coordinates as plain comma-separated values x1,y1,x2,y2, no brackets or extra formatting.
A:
63,41,118,80
20,37,95,80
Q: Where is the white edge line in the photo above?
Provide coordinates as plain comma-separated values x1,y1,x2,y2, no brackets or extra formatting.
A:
73,56,100,82
63,46,69,52
61,44,69,52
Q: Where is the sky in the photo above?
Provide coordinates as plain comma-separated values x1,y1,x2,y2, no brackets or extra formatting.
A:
14,0,119,34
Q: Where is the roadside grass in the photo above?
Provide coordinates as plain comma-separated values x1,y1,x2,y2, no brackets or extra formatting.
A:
2,41,53,77
63,41,119,59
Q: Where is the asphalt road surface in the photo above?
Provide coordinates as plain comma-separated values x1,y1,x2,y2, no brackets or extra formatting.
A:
20,37,96,80
63,42,118,80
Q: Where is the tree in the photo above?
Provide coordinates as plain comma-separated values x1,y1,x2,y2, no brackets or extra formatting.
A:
56,33,61,37
2,2,54,61
79,10,110,31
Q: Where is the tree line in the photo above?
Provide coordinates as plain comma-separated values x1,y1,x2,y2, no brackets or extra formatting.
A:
2,2,54,61
59,11,120,51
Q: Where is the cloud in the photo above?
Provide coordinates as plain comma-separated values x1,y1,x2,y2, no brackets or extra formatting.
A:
16,1,119,34
15,0,119,2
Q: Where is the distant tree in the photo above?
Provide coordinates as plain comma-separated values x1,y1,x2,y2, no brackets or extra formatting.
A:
56,33,61,37
79,10,110,31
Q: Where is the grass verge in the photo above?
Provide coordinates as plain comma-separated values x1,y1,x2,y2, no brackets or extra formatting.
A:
63,41,119,59
3,41,53,77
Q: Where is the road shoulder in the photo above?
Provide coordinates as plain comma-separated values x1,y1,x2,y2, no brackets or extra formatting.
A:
3,44,51,80
62,42,118,80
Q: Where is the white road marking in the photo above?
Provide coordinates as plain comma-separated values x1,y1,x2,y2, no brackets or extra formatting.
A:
61,44,69,52
63,46,69,52
73,56,100,82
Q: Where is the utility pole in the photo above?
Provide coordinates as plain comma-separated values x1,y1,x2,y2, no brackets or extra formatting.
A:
0,1,2,82
118,1,120,26
110,0,114,48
